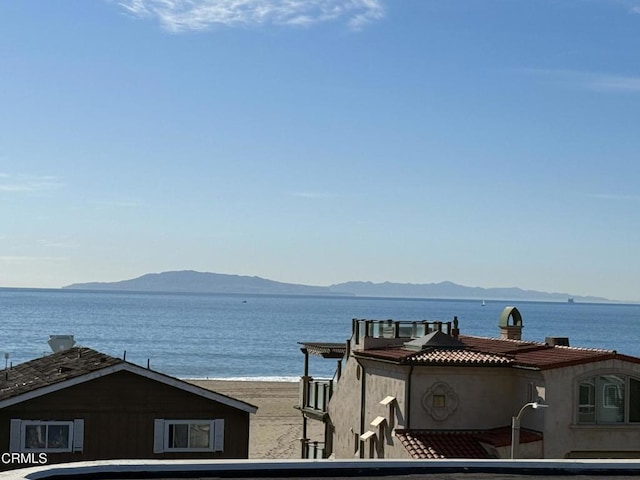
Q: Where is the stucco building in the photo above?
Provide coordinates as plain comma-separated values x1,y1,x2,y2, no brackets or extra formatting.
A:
297,307,640,459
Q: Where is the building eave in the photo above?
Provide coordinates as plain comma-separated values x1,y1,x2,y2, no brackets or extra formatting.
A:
0,362,257,414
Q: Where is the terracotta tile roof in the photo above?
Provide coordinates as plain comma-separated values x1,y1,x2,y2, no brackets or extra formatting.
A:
354,334,632,370
395,427,543,459
355,342,515,365
475,426,543,447
0,347,123,402
460,335,622,370
357,347,512,365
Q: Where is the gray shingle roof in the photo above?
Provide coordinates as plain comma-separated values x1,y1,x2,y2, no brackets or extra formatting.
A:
0,347,259,414
0,347,123,402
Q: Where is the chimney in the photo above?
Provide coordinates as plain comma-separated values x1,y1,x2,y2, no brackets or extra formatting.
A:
499,307,523,340
546,336,570,347
451,316,460,339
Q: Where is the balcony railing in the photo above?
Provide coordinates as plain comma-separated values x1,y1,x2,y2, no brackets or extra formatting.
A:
302,440,326,459
299,377,332,413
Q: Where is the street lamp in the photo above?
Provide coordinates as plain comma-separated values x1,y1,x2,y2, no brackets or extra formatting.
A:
511,401,548,459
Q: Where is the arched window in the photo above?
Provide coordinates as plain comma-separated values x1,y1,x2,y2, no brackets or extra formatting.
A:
577,374,640,424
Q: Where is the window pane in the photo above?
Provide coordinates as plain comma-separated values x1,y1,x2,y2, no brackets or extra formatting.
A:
169,424,189,448
47,425,69,449
24,425,46,449
578,381,595,423
598,375,625,423
189,424,210,448
630,378,640,422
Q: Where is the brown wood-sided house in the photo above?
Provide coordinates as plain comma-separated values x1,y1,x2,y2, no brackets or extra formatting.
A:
0,347,257,470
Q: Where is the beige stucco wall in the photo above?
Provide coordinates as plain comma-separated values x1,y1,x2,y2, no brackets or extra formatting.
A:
327,355,364,458
409,367,544,432
361,360,411,459
327,356,413,459
329,355,549,459
541,358,640,459
330,353,640,460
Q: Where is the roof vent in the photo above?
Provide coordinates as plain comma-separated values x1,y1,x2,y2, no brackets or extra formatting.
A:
545,336,570,347
404,330,464,351
48,335,76,353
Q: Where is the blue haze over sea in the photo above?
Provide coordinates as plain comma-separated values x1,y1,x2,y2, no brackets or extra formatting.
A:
2,288,640,380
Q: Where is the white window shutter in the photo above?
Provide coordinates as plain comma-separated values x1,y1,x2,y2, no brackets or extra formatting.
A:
73,419,84,452
213,419,224,452
9,419,22,452
153,419,165,453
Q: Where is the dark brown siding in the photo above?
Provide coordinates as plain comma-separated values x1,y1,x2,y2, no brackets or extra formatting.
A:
0,370,250,468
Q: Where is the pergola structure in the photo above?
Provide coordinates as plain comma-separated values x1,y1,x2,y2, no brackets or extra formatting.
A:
297,341,347,458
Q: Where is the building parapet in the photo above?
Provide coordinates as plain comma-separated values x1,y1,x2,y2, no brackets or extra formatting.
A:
351,318,457,351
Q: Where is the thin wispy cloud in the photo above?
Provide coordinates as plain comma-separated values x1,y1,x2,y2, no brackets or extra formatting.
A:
117,0,385,33
0,174,64,193
38,238,80,249
523,68,640,93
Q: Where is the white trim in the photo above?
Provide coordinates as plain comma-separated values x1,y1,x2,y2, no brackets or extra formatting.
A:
213,418,224,452
9,419,21,452
153,419,165,454
73,419,84,453
0,363,257,414
360,431,375,441
370,416,386,428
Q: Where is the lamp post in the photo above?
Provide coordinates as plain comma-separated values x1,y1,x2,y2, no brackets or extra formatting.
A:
511,401,548,459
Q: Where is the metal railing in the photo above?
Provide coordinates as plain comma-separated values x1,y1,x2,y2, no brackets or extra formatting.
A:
299,377,332,412
353,319,454,344
302,440,326,459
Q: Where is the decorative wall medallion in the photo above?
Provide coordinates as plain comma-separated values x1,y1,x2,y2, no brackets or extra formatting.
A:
422,381,459,421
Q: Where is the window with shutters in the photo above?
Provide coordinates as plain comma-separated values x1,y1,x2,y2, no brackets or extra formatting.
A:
10,419,84,453
153,419,224,453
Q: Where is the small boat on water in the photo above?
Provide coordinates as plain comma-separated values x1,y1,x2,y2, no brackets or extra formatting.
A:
568,298,575,304
481,300,486,307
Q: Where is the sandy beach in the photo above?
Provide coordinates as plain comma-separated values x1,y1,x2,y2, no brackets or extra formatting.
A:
188,379,323,459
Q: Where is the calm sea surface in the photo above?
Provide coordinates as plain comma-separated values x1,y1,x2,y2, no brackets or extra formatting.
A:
2,288,639,380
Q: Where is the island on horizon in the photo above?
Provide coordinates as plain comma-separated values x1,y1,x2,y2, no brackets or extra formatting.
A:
62,270,612,303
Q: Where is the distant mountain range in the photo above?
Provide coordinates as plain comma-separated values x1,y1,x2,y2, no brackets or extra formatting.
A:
62,270,611,303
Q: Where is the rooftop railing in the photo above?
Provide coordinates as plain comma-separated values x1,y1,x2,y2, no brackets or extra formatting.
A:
353,318,454,345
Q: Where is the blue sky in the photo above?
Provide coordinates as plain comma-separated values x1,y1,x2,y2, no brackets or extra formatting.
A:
1,0,639,301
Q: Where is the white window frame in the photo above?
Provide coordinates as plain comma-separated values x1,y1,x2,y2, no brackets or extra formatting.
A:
153,419,224,453
10,419,84,453
576,374,640,424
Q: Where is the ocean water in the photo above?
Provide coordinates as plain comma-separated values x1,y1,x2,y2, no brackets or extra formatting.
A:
1,288,639,380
